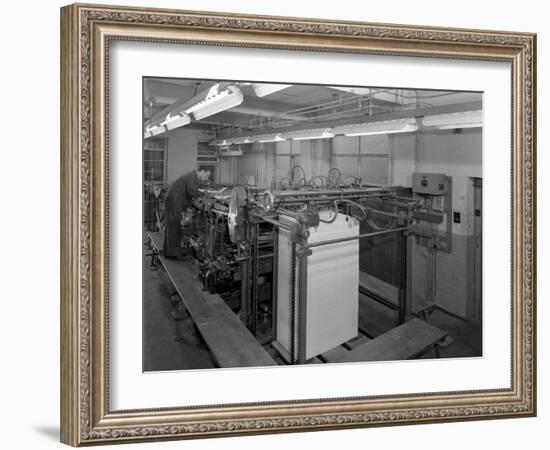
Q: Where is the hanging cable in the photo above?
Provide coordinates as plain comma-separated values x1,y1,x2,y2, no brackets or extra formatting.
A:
338,199,368,222
318,201,339,223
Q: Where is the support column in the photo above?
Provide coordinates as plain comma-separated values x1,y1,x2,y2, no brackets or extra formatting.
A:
296,244,311,364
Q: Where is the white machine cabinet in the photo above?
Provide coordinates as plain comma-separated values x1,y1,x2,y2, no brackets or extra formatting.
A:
276,213,359,361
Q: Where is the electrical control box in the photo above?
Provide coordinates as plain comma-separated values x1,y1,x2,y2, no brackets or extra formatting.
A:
412,172,448,195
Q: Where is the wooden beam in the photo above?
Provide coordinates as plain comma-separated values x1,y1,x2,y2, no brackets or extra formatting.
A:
148,232,276,368
326,318,447,363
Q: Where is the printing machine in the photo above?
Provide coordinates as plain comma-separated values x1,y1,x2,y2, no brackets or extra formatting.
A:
182,169,453,364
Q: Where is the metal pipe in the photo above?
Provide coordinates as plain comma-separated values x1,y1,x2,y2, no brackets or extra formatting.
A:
363,208,401,219
306,227,409,249
405,233,413,320
297,247,309,365
275,194,389,203
258,216,293,230
394,195,416,202
240,259,249,325
289,243,297,364
398,231,408,325
275,188,389,197
271,229,278,343
251,223,260,336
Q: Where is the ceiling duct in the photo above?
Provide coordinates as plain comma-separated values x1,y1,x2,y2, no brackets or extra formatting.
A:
333,118,418,136
421,110,482,129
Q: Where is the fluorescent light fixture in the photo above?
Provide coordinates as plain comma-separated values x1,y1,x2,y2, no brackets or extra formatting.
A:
145,125,166,137
160,112,191,130
250,83,292,97
286,128,335,140
329,86,371,96
422,110,482,129
334,118,418,137
209,136,252,146
231,136,252,145
257,134,286,143
185,84,244,121
219,149,243,157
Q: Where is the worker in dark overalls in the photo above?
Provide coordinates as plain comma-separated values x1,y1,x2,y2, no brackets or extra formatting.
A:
163,168,211,258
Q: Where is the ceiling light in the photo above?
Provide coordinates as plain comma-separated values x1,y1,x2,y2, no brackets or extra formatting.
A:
250,83,292,97
160,112,191,130
231,136,252,145
329,86,371,96
185,84,244,121
145,125,166,137
334,118,418,136
286,128,335,140
422,110,482,129
257,134,286,143
209,136,252,146
219,148,243,157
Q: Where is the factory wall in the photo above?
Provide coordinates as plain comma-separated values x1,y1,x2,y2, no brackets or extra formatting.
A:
392,128,482,318
391,133,417,186
218,156,237,185
228,135,392,187
331,135,390,185
164,128,203,183
231,142,276,187
215,128,482,319
232,140,330,188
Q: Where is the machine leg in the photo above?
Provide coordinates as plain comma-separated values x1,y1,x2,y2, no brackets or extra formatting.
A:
398,231,408,325
251,223,260,336
239,260,249,326
271,229,278,342
290,243,296,365
297,246,309,365
148,239,158,267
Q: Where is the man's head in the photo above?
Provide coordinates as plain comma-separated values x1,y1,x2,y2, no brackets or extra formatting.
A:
196,168,211,183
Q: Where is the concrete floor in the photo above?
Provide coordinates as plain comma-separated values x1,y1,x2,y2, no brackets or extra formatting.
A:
143,247,482,371
358,293,482,359
143,251,216,371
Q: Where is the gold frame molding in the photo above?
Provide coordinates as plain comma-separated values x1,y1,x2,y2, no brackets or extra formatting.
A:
60,3,536,446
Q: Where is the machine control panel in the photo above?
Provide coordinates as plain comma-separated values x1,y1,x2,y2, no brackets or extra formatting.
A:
412,172,447,195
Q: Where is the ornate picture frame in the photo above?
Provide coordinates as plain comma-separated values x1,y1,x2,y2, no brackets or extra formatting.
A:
60,3,536,446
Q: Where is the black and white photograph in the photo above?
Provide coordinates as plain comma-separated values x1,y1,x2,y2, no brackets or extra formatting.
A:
142,78,483,371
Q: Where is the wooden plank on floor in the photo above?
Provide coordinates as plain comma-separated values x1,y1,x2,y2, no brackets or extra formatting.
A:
269,341,323,365
147,232,276,368
320,345,350,362
359,271,399,306
358,294,396,338
197,317,276,368
328,318,447,363
343,334,371,350
306,357,324,365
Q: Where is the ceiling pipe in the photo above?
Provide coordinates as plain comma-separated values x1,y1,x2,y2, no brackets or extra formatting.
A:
213,100,482,141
